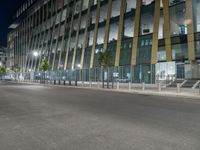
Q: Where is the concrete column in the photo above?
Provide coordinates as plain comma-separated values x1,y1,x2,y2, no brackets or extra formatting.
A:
163,0,172,62
90,0,101,69
52,0,64,70
115,0,126,67
64,0,76,71
103,0,113,52
80,0,92,69
151,0,160,65
48,0,59,63
37,1,51,71
57,2,70,70
131,0,142,65
186,0,195,61
71,0,84,70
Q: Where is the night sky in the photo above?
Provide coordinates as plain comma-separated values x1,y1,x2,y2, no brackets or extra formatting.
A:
0,0,22,47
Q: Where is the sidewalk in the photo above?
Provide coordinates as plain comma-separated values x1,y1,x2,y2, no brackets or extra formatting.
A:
12,80,200,99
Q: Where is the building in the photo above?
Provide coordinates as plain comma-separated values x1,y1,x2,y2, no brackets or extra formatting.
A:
8,0,200,83
7,31,15,68
0,46,7,67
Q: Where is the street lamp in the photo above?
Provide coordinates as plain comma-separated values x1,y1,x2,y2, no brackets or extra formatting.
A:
74,64,82,86
33,51,39,57
77,64,81,68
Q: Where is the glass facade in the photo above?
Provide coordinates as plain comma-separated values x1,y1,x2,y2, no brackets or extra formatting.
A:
9,0,200,83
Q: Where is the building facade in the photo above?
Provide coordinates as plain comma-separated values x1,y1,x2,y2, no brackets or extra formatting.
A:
8,0,200,83
0,47,8,67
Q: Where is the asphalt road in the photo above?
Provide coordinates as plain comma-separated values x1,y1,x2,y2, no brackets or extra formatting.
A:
0,81,200,150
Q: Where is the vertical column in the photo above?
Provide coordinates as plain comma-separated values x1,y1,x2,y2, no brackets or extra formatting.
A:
26,14,35,72
37,0,49,71
44,0,54,61
34,3,44,71
131,0,142,65
52,0,64,70
57,2,69,70
115,0,126,66
186,0,195,61
151,0,160,64
103,0,112,52
64,0,76,71
71,0,84,70
24,18,29,72
48,0,58,63
80,0,92,69
163,0,172,62
90,0,101,69
19,26,21,70
30,10,40,70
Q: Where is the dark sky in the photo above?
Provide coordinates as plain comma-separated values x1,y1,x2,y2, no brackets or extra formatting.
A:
0,0,22,47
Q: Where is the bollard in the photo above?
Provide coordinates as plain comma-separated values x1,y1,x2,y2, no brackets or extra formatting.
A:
97,81,100,88
177,83,181,93
199,83,200,95
69,80,71,86
158,83,161,92
54,80,56,85
89,81,92,88
116,82,119,89
82,81,84,87
59,80,60,85
63,80,66,85
142,82,145,91
128,82,132,91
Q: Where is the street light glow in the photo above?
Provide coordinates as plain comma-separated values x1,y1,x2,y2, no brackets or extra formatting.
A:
77,64,81,68
33,51,39,57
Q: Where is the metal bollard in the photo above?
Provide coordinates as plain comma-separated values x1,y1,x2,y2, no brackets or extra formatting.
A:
59,80,60,85
54,80,56,85
177,83,181,93
97,81,100,88
69,80,71,86
199,83,200,95
75,79,77,86
128,82,132,91
117,82,120,90
158,83,161,92
142,82,145,91
89,81,92,88
63,80,66,85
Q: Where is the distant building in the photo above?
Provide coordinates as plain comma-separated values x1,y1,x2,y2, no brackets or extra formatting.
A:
7,31,15,68
0,46,7,67
7,0,200,83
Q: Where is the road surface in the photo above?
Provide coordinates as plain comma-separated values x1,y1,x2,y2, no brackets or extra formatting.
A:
0,81,200,150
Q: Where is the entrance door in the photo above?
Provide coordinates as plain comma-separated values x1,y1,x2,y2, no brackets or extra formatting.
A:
176,63,185,79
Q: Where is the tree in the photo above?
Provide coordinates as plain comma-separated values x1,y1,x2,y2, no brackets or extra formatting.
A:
0,66,7,80
39,57,50,84
98,50,113,88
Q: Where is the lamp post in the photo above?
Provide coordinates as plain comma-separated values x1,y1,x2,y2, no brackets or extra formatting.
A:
32,51,39,82
75,64,81,86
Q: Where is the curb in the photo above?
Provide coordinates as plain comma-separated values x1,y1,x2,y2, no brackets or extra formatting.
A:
8,81,200,100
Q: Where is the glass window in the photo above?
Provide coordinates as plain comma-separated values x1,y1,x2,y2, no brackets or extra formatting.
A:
193,0,200,32
169,2,187,36
140,2,155,35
